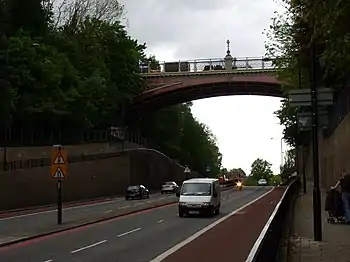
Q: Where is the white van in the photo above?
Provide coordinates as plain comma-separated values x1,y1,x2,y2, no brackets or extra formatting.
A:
176,178,221,217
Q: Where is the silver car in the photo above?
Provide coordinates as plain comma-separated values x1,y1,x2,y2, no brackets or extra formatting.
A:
161,181,179,194
258,179,268,186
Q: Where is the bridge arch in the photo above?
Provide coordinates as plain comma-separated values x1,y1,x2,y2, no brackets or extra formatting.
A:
130,71,285,115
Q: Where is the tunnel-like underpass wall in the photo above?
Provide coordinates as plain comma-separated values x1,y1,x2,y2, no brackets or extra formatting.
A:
0,149,198,211
299,112,350,189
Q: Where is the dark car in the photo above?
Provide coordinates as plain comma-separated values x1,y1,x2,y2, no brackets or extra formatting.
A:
125,185,150,200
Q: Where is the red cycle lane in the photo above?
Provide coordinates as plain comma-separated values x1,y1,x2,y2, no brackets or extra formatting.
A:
162,187,285,262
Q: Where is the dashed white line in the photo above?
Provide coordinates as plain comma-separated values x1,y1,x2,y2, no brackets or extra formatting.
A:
118,205,130,209
104,210,113,213
70,240,107,254
43,260,53,262
0,199,124,221
117,228,141,237
157,220,164,223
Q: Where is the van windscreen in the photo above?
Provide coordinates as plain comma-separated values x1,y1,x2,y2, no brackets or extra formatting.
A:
181,183,211,196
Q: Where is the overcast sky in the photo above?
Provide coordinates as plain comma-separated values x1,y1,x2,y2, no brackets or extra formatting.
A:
119,0,287,174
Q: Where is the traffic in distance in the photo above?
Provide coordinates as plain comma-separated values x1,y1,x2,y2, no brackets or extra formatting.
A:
125,178,249,217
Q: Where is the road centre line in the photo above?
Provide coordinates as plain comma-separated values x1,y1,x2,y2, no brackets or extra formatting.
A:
118,205,130,209
117,228,142,237
70,240,107,254
43,260,53,262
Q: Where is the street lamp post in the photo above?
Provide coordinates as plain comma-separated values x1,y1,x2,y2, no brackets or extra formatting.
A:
297,53,307,194
270,137,283,170
2,47,9,171
205,166,211,177
310,33,322,242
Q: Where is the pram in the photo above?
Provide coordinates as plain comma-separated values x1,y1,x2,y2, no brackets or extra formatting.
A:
325,189,346,224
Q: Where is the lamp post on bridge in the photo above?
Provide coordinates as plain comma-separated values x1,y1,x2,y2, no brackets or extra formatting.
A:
224,39,234,71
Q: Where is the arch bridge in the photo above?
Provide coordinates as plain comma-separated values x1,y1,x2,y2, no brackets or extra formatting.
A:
130,56,285,115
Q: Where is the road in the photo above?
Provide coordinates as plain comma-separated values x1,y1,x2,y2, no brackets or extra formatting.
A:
0,186,273,262
0,193,177,244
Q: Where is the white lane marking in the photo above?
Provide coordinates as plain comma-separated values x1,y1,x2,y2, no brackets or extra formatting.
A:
157,220,164,223
133,203,143,206
0,192,164,221
117,227,141,237
245,184,291,262
104,210,113,213
150,187,274,262
0,198,124,221
70,240,107,254
118,205,130,209
43,260,53,262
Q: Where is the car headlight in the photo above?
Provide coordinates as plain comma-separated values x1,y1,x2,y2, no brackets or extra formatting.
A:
201,202,210,206
179,202,187,206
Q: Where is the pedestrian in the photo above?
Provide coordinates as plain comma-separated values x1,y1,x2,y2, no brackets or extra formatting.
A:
331,170,350,224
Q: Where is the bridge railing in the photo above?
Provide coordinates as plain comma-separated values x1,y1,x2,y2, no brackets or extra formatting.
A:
139,57,276,74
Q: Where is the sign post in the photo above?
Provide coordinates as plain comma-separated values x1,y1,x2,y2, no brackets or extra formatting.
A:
184,166,191,179
288,86,334,242
51,145,67,225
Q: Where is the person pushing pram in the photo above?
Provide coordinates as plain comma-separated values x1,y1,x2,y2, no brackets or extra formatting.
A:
329,170,350,224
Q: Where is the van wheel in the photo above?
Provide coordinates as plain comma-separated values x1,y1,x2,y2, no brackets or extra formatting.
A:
179,210,184,217
215,207,220,215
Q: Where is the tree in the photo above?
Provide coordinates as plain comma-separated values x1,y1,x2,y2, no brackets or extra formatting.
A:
134,103,222,175
266,0,350,146
51,0,125,28
0,0,223,176
280,148,296,180
1,0,51,37
250,158,274,183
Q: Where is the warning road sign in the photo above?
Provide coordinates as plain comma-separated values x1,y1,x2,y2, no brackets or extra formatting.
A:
184,167,191,173
51,164,67,179
53,167,65,179
53,153,66,164
51,145,67,180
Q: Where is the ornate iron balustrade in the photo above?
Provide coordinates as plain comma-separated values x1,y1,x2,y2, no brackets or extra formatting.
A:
139,57,276,75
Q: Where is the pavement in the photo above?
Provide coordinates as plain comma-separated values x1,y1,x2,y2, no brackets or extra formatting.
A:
0,186,281,262
287,182,350,262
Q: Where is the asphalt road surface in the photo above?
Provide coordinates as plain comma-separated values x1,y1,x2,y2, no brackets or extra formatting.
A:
0,187,273,262
0,193,177,244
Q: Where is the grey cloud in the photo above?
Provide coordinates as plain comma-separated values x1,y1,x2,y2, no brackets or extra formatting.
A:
119,0,280,60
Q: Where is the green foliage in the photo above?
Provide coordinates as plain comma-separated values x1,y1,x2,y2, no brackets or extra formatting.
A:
266,0,350,146
250,158,274,183
280,148,296,181
134,103,222,175
244,176,258,186
270,175,282,185
0,0,222,173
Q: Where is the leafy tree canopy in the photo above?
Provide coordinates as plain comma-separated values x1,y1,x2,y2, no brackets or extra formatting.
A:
266,0,350,146
0,0,222,173
250,158,274,183
134,103,222,176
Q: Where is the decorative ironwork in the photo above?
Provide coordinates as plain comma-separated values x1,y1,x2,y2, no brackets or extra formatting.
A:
139,57,276,75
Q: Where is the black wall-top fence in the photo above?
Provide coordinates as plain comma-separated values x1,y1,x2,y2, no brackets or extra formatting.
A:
1,151,126,172
0,127,147,147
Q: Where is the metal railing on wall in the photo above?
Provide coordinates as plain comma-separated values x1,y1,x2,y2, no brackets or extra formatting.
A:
0,128,147,147
0,127,148,171
245,177,301,262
